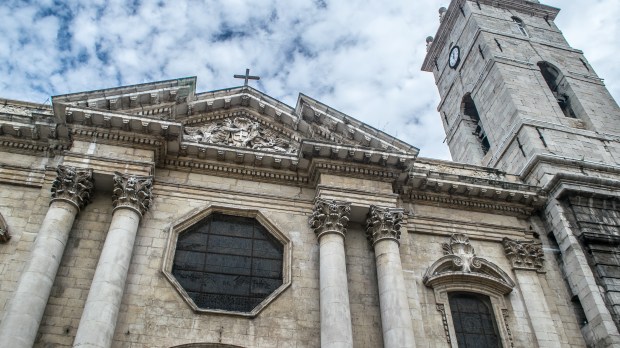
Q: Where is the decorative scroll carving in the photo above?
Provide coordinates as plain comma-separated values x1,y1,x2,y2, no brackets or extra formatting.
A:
502,237,545,272
112,172,153,216
50,165,95,210
366,206,404,246
502,309,515,348
308,199,351,239
184,117,298,154
442,233,482,273
0,213,10,243
437,304,451,344
423,233,515,295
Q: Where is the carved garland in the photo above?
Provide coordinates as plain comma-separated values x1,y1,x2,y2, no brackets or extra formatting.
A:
112,172,153,217
366,206,404,246
502,309,515,348
50,165,95,210
308,199,351,239
436,304,452,344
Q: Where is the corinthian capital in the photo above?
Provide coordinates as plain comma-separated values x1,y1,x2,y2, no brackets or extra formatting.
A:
308,198,351,239
112,172,153,217
50,165,95,210
366,206,404,246
502,237,545,272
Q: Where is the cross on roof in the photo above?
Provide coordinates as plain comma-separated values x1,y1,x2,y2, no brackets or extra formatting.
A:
233,68,260,86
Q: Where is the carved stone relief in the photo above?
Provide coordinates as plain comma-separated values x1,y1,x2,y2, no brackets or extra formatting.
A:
502,237,545,272
366,206,404,246
112,172,153,216
184,117,298,154
50,165,95,210
308,198,351,239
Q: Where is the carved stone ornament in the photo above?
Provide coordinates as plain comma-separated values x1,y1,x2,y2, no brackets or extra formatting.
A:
423,233,515,294
50,165,95,210
184,117,298,154
112,172,153,217
366,206,404,246
502,237,545,272
308,199,351,239
0,213,10,243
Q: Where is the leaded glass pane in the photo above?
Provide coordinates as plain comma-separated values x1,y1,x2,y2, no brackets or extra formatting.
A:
172,213,284,312
449,292,501,348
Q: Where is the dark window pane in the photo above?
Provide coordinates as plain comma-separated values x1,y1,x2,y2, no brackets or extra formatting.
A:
177,231,207,251
449,293,501,348
173,250,205,271
252,258,283,278
253,239,283,259
207,235,253,256
171,213,284,312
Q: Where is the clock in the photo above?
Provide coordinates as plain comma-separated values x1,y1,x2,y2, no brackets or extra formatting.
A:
449,46,461,69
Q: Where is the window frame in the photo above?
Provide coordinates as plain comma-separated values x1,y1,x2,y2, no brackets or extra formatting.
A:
432,283,513,348
511,16,528,37
162,205,292,317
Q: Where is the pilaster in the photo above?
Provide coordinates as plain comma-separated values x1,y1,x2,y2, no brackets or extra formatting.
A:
502,237,562,348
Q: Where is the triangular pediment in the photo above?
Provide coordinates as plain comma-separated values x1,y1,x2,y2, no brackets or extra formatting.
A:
50,77,419,174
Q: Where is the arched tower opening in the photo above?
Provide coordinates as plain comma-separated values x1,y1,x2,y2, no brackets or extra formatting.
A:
538,61,578,119
462,93,490,155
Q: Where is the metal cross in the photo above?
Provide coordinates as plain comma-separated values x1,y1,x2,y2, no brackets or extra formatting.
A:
233,68,260,86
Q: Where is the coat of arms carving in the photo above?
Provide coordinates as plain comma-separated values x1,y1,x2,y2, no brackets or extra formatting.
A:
184,117,298,154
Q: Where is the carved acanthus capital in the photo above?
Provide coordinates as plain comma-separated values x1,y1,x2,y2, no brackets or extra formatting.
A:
112,172,153,217
502,237,545,272
366,206,404,246
308,199,351,239
50,166,95,210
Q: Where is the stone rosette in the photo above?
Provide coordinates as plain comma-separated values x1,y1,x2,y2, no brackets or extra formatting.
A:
50,165,95,210
366,205,404,246
308,198,351,239
112,172,153,216
502,237,545,272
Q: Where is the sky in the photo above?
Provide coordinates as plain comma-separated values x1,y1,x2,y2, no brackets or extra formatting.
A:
0,0,618,161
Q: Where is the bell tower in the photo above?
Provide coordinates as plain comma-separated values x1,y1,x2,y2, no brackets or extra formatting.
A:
423,1,620,347
423,0,620,185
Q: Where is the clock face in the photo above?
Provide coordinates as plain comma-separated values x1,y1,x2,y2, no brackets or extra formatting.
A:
449,46,460,69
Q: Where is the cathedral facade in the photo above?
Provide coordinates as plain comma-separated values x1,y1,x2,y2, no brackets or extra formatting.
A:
0,0,619,347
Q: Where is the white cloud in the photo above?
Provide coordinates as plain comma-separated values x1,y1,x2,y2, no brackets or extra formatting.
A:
0,0,618,162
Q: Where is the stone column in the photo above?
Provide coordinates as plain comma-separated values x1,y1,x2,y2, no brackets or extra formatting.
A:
73,173,152,348
366,206,415,348
503,237,561,348
0,166,94,348
308,198,354,348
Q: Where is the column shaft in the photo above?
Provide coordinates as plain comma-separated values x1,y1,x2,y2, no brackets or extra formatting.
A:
319,233,354,348
0,201,78,347
374,239,415,348
73,208,140,348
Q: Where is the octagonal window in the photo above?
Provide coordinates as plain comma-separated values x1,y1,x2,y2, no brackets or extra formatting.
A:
166,209,290,315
